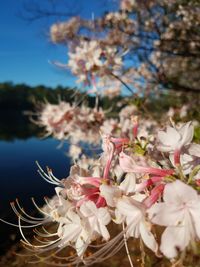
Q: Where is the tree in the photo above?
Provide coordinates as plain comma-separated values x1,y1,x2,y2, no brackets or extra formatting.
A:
46,0,200,95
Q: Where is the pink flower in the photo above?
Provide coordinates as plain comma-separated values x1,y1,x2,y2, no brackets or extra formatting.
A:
119,152,173,176
143,184,165,208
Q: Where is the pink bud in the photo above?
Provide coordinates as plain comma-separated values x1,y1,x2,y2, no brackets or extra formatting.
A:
174,149,181,165
144,184,165,208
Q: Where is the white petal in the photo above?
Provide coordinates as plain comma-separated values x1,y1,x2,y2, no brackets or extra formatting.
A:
114,208,125,224
100,184,121,207
75,229,89,257
126,218,140,238
179,121,194,146
158,127,180,146
59,223,82,246
117,197,141,218
98,223,110,241
98,207,111,225
139,221,158,252
157,145,173,152
188,143,200,157
80,200,97,218
163,180,198,204
119,173,136,194
160,225,190,259
189,204,200,239
114,165,124,183
157,131,169,147
166,126,181,146
148,203,184,226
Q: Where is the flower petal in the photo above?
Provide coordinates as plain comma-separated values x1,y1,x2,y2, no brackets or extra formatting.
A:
139,221,158,252
119,173,136,194
148,203,184,226
163,180,198,204
179,121,194,146
160,225,190,258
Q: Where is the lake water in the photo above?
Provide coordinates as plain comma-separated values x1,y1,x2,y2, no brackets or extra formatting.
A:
0,137,71,253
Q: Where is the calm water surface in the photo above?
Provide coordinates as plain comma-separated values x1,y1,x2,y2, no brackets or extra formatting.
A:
0,137,70,252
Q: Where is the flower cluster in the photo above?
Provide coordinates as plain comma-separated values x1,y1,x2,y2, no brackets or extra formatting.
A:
100,104,158,138
3,0,200,265
120,0,136,12
50,17,82,44
34,101,105,146
35,101,159,159
68,40,123,84
7,119,200,266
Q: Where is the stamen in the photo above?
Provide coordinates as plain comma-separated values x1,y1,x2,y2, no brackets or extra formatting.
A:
31,197,50,217
36,161,61,186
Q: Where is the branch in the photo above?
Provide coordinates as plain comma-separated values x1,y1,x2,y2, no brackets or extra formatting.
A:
20,0,80,22
110,72,136,95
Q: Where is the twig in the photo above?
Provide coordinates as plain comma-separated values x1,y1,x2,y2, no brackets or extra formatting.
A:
122,223,134,267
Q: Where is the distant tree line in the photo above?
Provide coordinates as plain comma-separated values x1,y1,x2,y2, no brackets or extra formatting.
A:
0,82,124,111
0,82,122,141
0,82,89,110
0,82,199,141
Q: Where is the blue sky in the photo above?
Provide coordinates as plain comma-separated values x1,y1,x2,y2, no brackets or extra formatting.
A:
0,0,116,88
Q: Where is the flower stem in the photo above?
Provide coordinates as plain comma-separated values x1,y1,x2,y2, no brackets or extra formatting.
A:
176,164,185,181
140,237,145,267
122,223,134,267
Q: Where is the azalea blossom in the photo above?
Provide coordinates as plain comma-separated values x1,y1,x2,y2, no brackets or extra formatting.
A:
157,122,194,153
157,121,194,164
3,118,200,267
116,196,158,252
119,151,173,176
57,210,90,257
3,0,200,264
68,39,123,84
148,180,200,258
80,200,111,241
34,101,106,155
120,0,136,12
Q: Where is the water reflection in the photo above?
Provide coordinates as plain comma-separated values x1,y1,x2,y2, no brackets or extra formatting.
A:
0,110,42,141
0,110,102,253
0,132,71,253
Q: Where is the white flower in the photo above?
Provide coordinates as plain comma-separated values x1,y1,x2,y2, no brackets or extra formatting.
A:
169,143,200,175
57,210,90,257
148,180,200,258
100,184,122,207
120,0,136,12
119,172,136,194
99,172,136,207
169,152,200,175
80,200,111,241
68,144,82,159
116,196,158,252
157,121,194,153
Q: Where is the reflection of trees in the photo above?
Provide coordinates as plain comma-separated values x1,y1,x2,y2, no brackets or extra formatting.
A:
0,110,42,141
